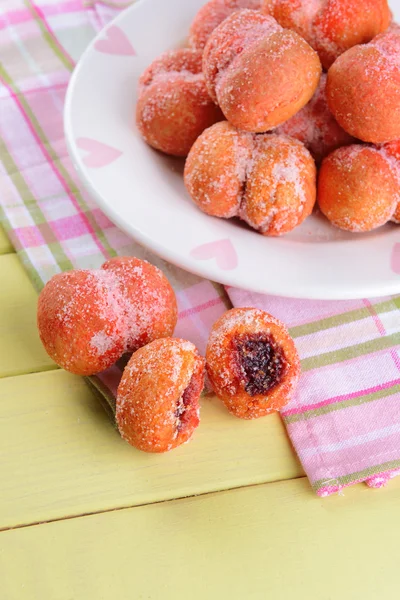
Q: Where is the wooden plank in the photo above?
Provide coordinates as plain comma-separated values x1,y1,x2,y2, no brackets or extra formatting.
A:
0,226,13,255
0,369,302,529
1,477,399,599
0,254,56,377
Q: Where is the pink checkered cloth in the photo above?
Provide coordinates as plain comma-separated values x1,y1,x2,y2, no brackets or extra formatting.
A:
1,0,400,497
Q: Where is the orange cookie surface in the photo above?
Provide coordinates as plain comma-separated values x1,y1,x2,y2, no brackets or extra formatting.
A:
37,258,178,375
239,134,316,236
37,270,126,376
116,338,205,453
203,9,321,132
326,28,400,144
184,121,253,218
318,145,399,232
136,49,222,157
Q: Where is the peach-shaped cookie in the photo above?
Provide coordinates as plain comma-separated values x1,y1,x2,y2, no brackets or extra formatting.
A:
318,145,399,232
102,257,177,353
37,270,127,376
136,48,222,156
185,123,316,236
262,0,391,69
37,258,178,375
116,338,205,453
326,29,400,144
206,308,300,419
189,0,262,50
203,9,321,132
275,73,355,164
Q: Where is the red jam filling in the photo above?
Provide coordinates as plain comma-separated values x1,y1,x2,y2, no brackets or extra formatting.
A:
234,333,287,396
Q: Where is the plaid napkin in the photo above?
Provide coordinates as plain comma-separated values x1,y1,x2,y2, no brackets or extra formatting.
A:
229,289,400,495
1,0,400,497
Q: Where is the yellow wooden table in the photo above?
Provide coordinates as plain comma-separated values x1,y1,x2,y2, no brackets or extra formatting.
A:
1,226,399,599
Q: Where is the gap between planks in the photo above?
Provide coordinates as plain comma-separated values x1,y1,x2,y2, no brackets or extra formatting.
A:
0,475,307,534
0,369,303,530
1,476,399,600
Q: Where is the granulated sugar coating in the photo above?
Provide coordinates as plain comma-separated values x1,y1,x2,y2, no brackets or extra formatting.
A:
189,0,262,50
318,145,399,232
184,123,316,236
262,0,391,69
206,308,300,419
326,28,400,144
102,257,178,353
37,270,126,376
275,73,355,163
239,134,316,236
136,48,222,157
203,10,281,103
184,121,253,218
37,257,177,376
116,338,205,453
203,9,321,132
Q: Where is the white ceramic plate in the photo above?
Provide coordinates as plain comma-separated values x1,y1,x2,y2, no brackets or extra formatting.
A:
65,0,400,300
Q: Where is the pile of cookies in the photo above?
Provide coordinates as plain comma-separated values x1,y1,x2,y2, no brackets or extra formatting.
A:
136,0,400,234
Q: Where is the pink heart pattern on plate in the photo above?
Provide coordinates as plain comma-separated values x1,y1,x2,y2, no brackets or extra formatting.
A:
76,138,122,168
94,25,136,56
391,243,400,275
191,239,238,271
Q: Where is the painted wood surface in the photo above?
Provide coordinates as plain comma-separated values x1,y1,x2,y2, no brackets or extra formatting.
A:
2,476,399,599
0,369,302,530
0,254,56,378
